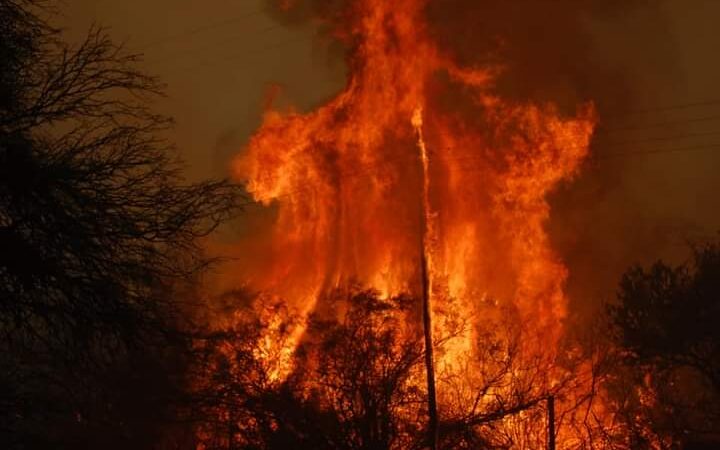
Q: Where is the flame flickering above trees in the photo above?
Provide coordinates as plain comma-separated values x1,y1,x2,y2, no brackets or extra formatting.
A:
233,0,594,378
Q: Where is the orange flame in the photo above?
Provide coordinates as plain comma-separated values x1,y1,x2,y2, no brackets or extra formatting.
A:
233,0,595,385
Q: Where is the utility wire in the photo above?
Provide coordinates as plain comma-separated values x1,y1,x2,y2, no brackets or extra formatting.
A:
601,130,720,146
131,7,720,122
148,24,286,65
175,35,316,72
597,114,720,133
139,9,265,50
161,34,720,129
609,99,720,116
138,14,720,206
138,19,720,130
152,28,720,128
600,144,720,159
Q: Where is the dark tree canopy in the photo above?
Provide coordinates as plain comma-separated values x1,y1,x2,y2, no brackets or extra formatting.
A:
610,242,720,391
608,241,720,446
0,1,240,447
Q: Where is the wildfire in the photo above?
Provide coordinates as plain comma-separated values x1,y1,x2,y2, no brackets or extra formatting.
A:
230,0,597,446
234,0,593,376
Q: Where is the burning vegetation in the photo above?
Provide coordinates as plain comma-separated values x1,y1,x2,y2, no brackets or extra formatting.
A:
198,0,717,448
3,0,720,449
221,0,597,447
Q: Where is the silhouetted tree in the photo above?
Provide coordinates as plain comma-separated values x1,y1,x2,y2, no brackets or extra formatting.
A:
302,292,427,450
0,1,239,448
608,241,720,447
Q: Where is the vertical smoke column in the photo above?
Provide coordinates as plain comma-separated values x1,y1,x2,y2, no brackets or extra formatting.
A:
413,107,438,450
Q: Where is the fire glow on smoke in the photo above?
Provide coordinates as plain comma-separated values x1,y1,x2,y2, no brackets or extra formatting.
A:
226,1,609,446
234,0,594,377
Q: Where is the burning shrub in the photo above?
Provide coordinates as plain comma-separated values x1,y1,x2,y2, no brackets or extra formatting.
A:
190,289,610,449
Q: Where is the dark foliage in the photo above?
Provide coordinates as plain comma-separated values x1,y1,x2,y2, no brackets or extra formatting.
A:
0,1,240,447
609,241,720,446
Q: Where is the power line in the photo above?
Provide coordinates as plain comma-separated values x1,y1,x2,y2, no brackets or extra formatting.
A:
139,9,265,50
163,30,720,125
600,143,720,159
602,130,720,147
140,21,720,131
176,35,315,72
148,23,285,65
158,36,720,130
609,99,720,117
597,114,720,133
143,17,720,117
133,12,720,126
132,14,720,193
